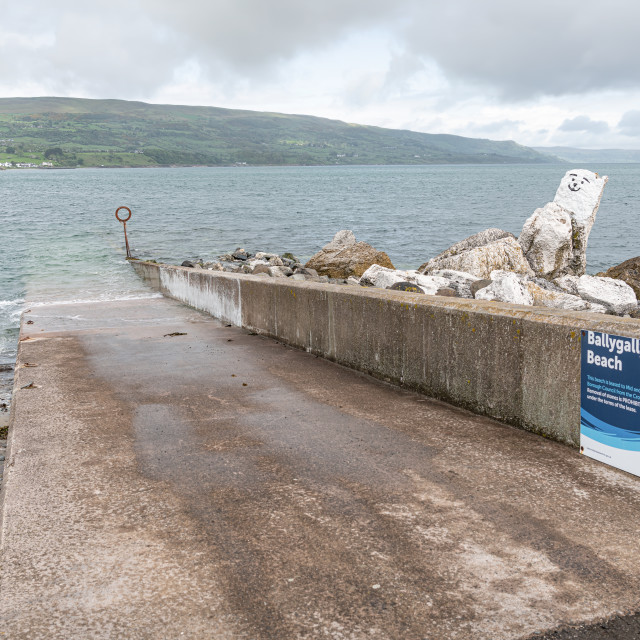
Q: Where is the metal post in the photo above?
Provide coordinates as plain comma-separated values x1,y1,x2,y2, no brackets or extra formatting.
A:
115,206,132,259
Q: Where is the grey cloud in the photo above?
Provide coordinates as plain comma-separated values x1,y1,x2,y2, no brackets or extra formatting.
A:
4,0,640,103
139,0,404,72
1,0,405,98
400,0,640,99
135,0,640,100
139,0,640,100
618,111,640,136
0,1,188,97
559,116,610,134
342,52,428,107
382,52,426,92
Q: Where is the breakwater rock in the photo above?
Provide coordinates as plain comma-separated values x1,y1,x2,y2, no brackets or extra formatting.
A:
597,257,640,299
357,169,638,317
420,230,533,279
171,170,638,317
177,230,394,286
519,169,608,278
305,230,394,278
180,244,351,285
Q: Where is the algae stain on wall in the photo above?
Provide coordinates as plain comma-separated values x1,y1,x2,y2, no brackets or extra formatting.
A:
159,268,242,326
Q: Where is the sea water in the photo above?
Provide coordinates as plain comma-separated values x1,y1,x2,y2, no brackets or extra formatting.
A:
1,163,639,409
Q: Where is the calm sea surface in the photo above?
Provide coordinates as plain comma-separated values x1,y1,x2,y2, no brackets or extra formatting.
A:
1,163,639,407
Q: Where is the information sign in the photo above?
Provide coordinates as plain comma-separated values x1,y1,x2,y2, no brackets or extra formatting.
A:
581,330,640,477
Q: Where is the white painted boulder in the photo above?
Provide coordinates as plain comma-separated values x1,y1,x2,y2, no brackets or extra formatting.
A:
474,271,534,306
518,202,573,279
423,236,534,280
518,170,607,279
360,265,448,294
576,275,637,315
596,257,640,299
554,169,608,276
360,265,411,289
414,274,451,295
525,281,606,313
428,269,478,298
475,272,607,313
419,228,514,272
553,274,580,296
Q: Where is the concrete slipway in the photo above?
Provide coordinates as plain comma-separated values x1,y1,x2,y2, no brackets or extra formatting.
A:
2,293,640,638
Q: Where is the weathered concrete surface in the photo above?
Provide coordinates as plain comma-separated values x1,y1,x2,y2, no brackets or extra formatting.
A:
132,261,640,447
3,296,640,639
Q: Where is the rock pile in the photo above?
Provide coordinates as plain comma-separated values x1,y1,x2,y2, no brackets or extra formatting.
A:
359,169,639,317
173,169,640,317
178,231,395,286
181,249,334,283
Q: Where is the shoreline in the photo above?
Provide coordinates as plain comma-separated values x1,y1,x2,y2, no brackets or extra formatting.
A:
1,160,575,171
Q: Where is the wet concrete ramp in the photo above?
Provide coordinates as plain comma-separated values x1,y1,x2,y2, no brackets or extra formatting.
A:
2,296,640,639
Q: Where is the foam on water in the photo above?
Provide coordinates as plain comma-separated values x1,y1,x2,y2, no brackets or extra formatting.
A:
27,292,162,308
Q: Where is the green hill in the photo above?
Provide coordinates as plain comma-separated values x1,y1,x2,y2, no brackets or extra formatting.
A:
0,97,555,168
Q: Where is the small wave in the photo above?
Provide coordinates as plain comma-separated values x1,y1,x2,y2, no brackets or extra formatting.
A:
0,299,25,308
0,299,27,328
28,292,162,308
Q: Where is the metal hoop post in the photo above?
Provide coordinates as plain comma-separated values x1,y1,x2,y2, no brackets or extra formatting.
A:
115,206,132,259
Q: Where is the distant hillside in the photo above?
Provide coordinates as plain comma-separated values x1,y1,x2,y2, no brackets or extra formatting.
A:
534,146,640,163
0,96,555,168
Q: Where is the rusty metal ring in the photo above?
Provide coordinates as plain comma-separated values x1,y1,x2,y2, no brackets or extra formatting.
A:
115,206,132,222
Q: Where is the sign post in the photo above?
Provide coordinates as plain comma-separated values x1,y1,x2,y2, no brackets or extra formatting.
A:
581,329,640,477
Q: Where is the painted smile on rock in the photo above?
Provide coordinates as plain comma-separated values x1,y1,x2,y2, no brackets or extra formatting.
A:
568,173,590,192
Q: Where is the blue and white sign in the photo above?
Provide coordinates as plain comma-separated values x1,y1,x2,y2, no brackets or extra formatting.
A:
581,330,640,477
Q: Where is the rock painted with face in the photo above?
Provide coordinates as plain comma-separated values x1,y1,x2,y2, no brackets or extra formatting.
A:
554,170,607,222
519,169,608,278
553,169,608,276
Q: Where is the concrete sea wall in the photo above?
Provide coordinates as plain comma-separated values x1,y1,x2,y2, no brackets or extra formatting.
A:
131,261,640,446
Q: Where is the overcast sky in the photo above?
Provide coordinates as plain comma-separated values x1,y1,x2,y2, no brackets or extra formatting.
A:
3,0,640,149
